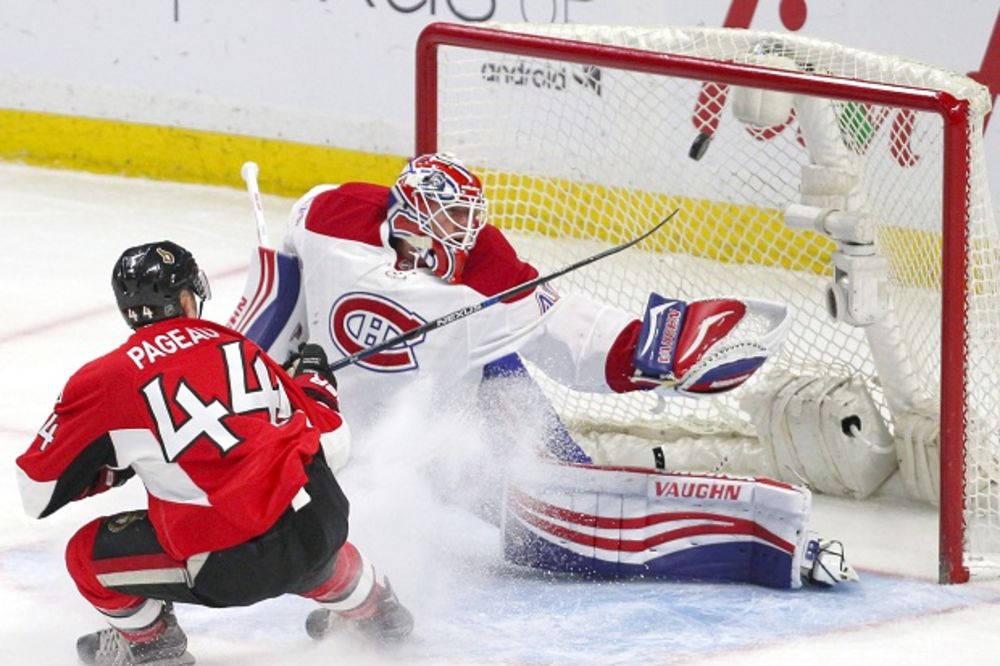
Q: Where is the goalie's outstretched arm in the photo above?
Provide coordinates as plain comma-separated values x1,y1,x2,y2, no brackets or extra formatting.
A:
327,210,679,373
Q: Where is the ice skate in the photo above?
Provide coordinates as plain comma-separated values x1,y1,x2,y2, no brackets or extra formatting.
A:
76,602,195,666
307,578,414,642
802,538,860,587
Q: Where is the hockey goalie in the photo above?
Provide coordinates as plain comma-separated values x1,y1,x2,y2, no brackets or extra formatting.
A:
229,152,859,590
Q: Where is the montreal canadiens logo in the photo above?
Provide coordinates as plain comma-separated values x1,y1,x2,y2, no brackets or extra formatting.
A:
329,293,427,372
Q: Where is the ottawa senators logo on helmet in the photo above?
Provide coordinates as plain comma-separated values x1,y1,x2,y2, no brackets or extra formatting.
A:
111,240,211,329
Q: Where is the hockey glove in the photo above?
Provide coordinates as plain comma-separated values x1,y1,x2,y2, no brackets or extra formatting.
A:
76,466,136,500
291,343,340,412
631,292,790,397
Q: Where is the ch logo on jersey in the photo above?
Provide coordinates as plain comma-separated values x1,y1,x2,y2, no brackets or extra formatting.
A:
329,293,427,372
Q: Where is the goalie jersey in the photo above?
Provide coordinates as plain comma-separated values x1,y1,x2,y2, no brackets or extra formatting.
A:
16,318,343,561
277,183,641,431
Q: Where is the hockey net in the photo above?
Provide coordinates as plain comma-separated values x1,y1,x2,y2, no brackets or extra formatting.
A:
414,22,1000,582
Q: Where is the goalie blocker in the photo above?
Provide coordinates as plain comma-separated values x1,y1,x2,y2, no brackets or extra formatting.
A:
502,462,858,589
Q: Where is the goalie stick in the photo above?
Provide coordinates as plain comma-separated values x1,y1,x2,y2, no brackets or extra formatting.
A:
328,209,680,373
229,162,304,356
241,161,269,246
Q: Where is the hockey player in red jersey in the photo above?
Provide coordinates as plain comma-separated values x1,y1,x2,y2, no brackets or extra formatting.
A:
16,241,413,666
232,153,859,590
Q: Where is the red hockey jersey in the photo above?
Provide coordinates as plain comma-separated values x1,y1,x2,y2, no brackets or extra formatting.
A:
16,318,343,560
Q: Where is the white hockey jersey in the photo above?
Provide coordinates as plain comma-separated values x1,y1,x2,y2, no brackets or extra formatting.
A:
279,182,641,433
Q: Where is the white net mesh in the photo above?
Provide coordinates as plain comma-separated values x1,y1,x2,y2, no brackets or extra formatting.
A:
426,23,1000,577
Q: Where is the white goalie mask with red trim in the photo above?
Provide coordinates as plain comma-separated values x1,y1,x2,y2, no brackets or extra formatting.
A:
387,153,488,283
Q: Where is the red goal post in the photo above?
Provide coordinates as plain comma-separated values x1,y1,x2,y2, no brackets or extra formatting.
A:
414,22,997,583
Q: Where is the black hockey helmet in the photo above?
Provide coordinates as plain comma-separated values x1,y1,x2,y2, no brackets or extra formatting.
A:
111,241,211,329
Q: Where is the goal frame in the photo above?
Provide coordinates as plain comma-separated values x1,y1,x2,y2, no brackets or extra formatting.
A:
413,21,973,584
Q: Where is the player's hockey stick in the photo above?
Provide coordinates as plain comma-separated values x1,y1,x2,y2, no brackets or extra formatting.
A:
328,208,679,372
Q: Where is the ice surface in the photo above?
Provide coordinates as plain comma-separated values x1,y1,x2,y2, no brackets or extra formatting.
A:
1,163,998,665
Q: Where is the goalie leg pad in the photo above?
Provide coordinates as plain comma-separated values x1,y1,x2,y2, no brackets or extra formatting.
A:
228,246,306,365
481,354,591,464
501,462,812,589
740,371,897,499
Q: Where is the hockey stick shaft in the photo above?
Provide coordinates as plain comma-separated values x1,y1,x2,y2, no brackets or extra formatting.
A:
329,208,679,372
240,161,269,247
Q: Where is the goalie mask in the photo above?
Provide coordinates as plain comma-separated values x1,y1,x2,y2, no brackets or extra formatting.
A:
387,153,487,283
112,240,211,329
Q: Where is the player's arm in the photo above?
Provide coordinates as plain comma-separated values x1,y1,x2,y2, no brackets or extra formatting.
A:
15,368,134,519
460,225,636,386
472,290,636,390
476,287,788,397
283,342,351,472
461,227,789,396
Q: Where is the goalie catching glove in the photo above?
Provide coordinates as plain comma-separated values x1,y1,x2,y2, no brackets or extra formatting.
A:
629,293,790,397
